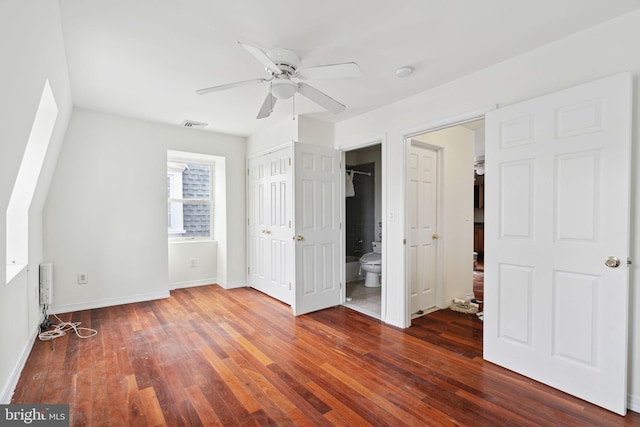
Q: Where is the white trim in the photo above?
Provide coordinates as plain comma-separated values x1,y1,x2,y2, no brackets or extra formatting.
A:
247,141,294,160
217,280,247,290
1,325,39,404
169,278,217,290
336,133,386,152
49,290,170,314
400,105,495,139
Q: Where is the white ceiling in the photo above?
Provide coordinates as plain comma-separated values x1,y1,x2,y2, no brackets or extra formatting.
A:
58,0,640,137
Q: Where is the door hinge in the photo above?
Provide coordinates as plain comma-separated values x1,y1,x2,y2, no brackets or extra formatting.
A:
403,238,406,245
289,157,291,166
340,282,342,289
628,258,633,265
289,282,292,290
247,218,250,226
289,220,291,228
247,168,249,176
248,267,250,274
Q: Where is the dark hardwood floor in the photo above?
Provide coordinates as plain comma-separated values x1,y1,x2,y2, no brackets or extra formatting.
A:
12,284,639,426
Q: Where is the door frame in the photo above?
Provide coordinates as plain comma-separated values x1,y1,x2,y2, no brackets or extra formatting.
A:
401,106,495,326
340,137,386,321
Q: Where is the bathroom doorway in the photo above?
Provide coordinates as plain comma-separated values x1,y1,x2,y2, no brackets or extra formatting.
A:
343,143,382,318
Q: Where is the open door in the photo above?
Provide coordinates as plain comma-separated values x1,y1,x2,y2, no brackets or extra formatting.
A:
247,146,293,305
484,73,631,414
292,143,342,315
407,142,439,314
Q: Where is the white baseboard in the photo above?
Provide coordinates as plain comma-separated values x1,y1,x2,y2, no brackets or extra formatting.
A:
1,325,39,404
49,290,170,314
169,278,217,290
218,280,246,290
628,393,640,413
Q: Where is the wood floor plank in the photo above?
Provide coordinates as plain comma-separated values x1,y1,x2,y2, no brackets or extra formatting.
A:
124,374,148,426
184,384,224,426
11,285,640,426
140,386,167,426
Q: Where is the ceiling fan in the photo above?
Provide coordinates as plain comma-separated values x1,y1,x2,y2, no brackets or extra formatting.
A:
196,42,361,119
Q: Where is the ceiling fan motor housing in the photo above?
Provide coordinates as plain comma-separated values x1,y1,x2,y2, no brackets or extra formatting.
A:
266,48,301,74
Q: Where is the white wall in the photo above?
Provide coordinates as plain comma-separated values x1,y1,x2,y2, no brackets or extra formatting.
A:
298,116,335,148
43,108,246,313
168,241,217,288
0,0,73,402
246,116,334,155
412,126,475,304
335,9,640,410
247,119,298,155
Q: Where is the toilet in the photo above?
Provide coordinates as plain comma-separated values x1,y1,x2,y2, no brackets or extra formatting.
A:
360,241,382,287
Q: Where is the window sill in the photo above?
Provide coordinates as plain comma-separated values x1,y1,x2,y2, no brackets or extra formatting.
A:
169,239,216,244
6,263,27,285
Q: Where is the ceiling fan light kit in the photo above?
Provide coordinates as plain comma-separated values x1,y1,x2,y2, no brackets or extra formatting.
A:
196,42,361,119
271,79,297,99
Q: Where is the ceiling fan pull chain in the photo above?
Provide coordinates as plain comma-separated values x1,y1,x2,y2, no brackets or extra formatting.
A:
292,94,296,121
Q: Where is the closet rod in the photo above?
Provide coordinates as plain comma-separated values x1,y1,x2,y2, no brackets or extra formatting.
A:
346,169,371,176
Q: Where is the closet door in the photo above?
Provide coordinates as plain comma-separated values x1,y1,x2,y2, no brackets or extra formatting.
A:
247,155,268,293
247,146,293,304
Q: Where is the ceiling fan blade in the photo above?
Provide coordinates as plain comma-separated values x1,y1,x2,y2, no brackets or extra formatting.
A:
296,62,361,80
297,83,346,114
256,92,277,119
239,42,282,76
196,78,267,95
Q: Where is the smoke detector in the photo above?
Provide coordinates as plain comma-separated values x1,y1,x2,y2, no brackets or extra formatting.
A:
395,66,413,78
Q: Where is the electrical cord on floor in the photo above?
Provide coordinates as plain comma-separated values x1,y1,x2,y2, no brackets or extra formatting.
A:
38,311,98,342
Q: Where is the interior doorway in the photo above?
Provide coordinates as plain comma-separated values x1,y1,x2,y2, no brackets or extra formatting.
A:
343,143,383,319
406,119,485,323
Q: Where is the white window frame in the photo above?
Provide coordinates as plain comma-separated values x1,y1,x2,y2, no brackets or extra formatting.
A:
167,162,187,236
167,159,214,241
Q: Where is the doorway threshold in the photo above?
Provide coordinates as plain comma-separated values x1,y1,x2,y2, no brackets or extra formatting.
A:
343,303,381,320
411,306,440,320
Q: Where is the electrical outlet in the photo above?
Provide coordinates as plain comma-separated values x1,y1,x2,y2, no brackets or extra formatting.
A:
190,258,197,268
78,273,88,284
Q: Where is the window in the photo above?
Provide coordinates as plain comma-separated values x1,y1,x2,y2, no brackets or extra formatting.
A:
167,160,214,239
7,79,58,284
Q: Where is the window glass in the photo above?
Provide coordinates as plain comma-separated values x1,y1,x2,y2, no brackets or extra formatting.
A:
167,162,213,239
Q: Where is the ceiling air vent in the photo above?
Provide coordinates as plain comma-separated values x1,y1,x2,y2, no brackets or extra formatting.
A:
182,120,208,128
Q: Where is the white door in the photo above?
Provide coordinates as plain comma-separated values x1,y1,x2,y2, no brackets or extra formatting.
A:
248,147,293,304
247,155,268,291
484,73,631,415
293,143,342,315
408,142,438,314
